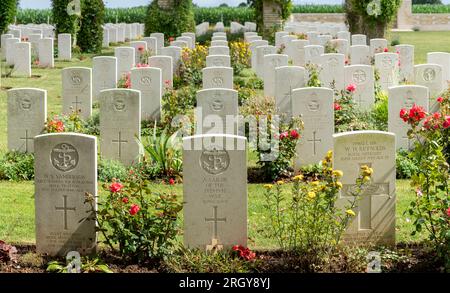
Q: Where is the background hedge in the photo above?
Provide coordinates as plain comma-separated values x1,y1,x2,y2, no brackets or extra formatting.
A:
0,0,18,34
77,0,104,53
51,0,79,39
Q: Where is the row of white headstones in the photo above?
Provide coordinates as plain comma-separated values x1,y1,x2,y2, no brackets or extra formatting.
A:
6,26,446,256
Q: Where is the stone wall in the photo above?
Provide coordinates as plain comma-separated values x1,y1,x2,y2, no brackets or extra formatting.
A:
158,0,172,9
290,13,346,25
291,0,450,31
263,0,282,29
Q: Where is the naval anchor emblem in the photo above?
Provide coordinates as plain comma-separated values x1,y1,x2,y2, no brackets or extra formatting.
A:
51,143,79,172
200,147,230,175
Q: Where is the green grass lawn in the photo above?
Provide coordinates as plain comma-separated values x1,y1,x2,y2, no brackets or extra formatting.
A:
0,31,443,249
0,179,425,248
388,31,450,64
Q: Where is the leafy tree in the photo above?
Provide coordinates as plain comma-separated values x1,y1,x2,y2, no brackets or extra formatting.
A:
219,3,229,7
145,0,195,38
0,0,18,34
77,0,104,53
345,0,401,39
238,2,248,7
52,0,79,41
412,0,442,4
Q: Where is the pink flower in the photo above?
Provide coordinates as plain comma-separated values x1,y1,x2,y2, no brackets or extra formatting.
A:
437,97,443,103
346,84,356,92
138,46,145,52
279,131,288,140
447,207,450,217
383,48,389,52
122,197,129,204
109,182,124,193
334,103,342,111
129,204,140,216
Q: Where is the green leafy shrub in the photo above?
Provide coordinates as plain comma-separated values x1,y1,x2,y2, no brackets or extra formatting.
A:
230,41,251,75
371,91,388,131
263,155,373,269
16,9,51,24
0,152,34,181
145,0,195,39
161,85,196,129
87,178,183,262
396,150,420,179
141,126,183,179
98,159,128,182
52,0,79,41
47,257,113,273
0,0,17,34
179,45,208,88
77,0,104,53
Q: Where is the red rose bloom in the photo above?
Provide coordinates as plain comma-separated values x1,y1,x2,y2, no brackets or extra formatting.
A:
129,204,140,216
408,104,426,122
290,129,300,139
437,97,443,103
400,108,408,122
346,84,356,92
122,197,129,204
334,103,342,111
109,182,124,193
383,48,389,52
447,207,450,217
443,116,450,129
169,178,175,185
138,46,144,52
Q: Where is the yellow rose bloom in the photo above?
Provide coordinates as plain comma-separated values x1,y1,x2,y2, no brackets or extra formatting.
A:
335,181,343,189
311,181,319,186
333,170,344,178
293,175,304,181
363,176,371,183
307,192,316,199
346,209,356,217
276,180,284,185
264,184,273,189
326,150,333,159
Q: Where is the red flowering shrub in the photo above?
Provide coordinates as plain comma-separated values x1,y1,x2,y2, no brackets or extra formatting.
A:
117,73,131,88
401,93,450,270
86,176,183,261
46,117,65,133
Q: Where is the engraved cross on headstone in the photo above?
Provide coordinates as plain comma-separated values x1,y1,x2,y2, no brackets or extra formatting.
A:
72,96,82,112
55,195,76,230
20,129,33,152
205,206,227,239
307,131,321,155
112,131,128,158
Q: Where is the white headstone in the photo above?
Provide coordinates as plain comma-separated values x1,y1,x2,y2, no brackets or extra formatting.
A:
160,46,182,74
5,37,19,65
143,37,158,56
292,87,334,168
38,38,54,68
304,45,324,65
93,56,117,100
115,47,135,80
209,46,230,56
202,67,234,89
58,33,71,61
375,53,399,92
350,45,370,65
263,54,289,97
396,45,414,83
275,66,307,118
344,65,375,110
286,39,309,67
13,42,31,77
352,34,367,46
196,88,239,135
334,131,396,246
130,41,147,64
148,55,173,91
206,55,231,68
99,89,141,166
370,38,388,56
388,85,429,150
131,67,162,121
7,88,47,153
34,133,97,256
414,64,445,110
427,52,450,84
255,45,276,78
319,53,345,91
62,67,92,119
183,134,247,249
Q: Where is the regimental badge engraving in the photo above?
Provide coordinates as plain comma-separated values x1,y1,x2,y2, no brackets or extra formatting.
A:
212,76,223,87
19,95,32,111
113,96,126,111
423,68,436,82
71,72,82,86
200,148,230,175
51,143,79,172
140,75,151,85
